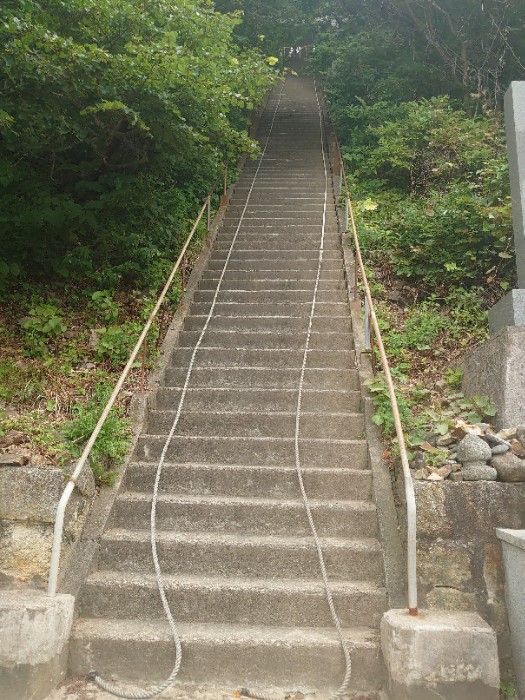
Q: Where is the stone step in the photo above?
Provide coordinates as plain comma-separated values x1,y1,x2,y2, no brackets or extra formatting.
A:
145,410,364,440
146,410,364,440
98,529,384,582
206,257,341,271
198,277,346,291
193,290,345,305
225,206,330,216
78,572,387,628
233,190,328,199
233,182,327,190
218,230,338,239
200,268,345,282
245,197,327,206
214,239,341,252
182,315,352,335
133,435,369,470
220,215,337,223
232,197,328,206
154,387,361,414
209,249,341,261
169,347,356,369
108,493,376,537
214,234,341,245
221,214,337,223
185,302,350,318
122,463,373,501
174,330,352,352
163,367,360,391
69,619,384,691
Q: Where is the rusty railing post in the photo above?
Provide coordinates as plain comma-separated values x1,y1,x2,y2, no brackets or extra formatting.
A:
140,337,147,390
221,166,229,208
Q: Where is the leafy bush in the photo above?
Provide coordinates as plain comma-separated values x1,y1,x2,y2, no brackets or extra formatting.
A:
63,383,131,486
346,98,514,292
90,291,120,323
0,0,276,288
366,372,496,445
93,322,143,367
18,303,67,357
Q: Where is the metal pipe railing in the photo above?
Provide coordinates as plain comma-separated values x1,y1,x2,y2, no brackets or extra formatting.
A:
333,129,418,615
47,169,228,596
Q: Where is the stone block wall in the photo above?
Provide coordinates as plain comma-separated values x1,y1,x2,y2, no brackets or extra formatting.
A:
0,465,95,588
413,481,525,674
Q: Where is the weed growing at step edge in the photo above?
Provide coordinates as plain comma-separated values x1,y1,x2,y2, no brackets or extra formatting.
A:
500,681,517,699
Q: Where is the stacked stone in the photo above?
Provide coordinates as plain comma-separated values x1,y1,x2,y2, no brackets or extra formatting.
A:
411,423,525,482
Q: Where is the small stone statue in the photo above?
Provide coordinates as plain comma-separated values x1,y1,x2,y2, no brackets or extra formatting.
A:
456,434,497,481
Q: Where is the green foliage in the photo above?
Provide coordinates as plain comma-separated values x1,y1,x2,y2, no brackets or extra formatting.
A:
18,303,67,357
93,322,142,367
0,412,70,464
63,383,131,486
19,304,67,337
366,372,497,446
443,368,463,391
90,291,120,323
310,28,445,112
443,287,489,344
410,393,497,443
0,261,21,291
308,1,525,110
379,302,446,363
345,97,514,292
365,374,414,437
500,681,517,699
215,0,319,54
0,0,276,288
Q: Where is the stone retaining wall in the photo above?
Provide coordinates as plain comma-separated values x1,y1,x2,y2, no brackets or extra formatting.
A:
413,480,525,675
0,465,95,588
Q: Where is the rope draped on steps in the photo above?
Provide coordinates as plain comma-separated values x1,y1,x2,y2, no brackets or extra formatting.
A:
89,75,352,700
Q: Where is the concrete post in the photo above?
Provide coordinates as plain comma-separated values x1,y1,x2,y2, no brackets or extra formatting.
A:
505,82,525,288
496,529,525,700
381,609,500,699
462,83,525,425
0,590,75,700
488,82,525,335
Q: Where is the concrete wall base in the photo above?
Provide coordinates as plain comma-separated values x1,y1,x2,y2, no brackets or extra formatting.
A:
381,609,500,700
461,326,525,429
496,528,525,699
0,590,74,700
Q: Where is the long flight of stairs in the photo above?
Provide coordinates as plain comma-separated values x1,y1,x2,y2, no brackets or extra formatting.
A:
69,76,388,696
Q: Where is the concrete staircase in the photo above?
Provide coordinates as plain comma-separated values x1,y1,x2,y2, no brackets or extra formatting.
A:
69,76,387,695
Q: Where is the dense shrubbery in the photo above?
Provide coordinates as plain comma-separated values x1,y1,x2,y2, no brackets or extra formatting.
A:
306,3,523,435
308,13,518,297
0,0,276,290
346,97,514,293
0,0,279,478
